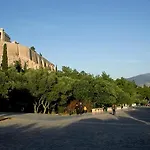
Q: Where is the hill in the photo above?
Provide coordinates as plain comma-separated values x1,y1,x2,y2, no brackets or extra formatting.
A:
127,73,150,86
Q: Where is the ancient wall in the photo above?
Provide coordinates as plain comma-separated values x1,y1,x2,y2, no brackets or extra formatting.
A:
0,41,18,65
0,41,55,70
0,28,11,42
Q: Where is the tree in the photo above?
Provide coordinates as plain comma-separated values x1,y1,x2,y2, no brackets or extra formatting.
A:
30,46,36,52
72,79,91,102
25,69,58,113
55,76,75,106
116,88,130,105
55,65,58,72
93,79,117,107
23,62,27,72
115,77,138,105
14,60,22,72
0,62,145,114
2,43,8,71
62,66,73,76
0,70,9,98
0,70,11,111
101,71,113,82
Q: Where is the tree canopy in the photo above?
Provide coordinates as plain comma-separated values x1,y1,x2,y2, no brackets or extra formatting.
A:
1,43,8,71
0,64,149,114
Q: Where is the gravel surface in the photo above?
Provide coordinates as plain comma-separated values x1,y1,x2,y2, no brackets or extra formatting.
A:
0,108,150,150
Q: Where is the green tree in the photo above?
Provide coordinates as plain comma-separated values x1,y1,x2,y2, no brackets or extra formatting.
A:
55,65,58,72
101,71,113,82
25,69,58,113
0,71,9,98
14,59,22,72
30,46,36,52
72,79,91,102
116,88,130,105
93,79,117,107
2,43,8,71
53,76,74,106
23,62,27,72
115,77,138,105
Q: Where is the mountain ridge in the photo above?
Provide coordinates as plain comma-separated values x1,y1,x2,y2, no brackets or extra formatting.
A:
126,73,150,86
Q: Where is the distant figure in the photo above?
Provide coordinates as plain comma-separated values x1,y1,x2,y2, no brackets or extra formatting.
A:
103,106,105,112
79,102,83,114
75,103,79,114
121,105,123,109
112,104,116,115
84,106,87,113
68,108,72,115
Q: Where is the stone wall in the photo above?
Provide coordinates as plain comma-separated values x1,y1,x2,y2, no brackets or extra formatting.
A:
0,41,55,70
0,28,11,42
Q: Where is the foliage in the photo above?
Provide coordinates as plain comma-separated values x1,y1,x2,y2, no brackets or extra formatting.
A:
30,46,36,52
0,64,148,113
14,60,22,72
23,62,27,72
2,43,8,71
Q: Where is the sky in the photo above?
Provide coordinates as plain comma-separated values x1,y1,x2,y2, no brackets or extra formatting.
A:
0,0,150,79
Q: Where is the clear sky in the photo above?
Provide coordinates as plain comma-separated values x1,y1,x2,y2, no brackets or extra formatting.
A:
0,0,150,79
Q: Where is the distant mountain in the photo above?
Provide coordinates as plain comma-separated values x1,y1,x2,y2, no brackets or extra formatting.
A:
127,73,150,86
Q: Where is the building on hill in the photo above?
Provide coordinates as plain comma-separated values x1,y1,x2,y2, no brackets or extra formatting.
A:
0,28,11,42
0,28,55,71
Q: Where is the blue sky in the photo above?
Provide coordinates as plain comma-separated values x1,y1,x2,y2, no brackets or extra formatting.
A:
0,0,150,79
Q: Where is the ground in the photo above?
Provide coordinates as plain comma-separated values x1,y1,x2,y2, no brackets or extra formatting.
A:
0,107,150,150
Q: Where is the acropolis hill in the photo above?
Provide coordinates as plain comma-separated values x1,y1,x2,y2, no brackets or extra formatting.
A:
0,28,55,70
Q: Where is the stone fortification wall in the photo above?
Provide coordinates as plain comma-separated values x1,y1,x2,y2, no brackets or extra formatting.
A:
0,41,55,70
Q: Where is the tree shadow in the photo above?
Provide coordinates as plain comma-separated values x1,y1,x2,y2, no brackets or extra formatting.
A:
0,97,9,112
0,114,150,150
8,88,34,113
0,88,35,118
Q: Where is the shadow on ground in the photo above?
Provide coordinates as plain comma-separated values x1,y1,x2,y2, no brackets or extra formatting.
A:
0,113,150,150
0,112,25,118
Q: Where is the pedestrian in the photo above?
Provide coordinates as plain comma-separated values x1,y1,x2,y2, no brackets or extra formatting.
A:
112,104,116,115
69,108,72,115
75,103,79,115
84,106,87,113
121,105,123,109
79,102,83,115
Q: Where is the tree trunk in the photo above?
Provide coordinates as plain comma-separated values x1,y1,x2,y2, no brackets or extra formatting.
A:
34,104,37,113
33,98,44,113
41,101,50,114
42,103,46,114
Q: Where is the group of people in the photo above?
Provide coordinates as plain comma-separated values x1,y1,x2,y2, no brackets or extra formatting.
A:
75,102,87,115
74,103,116,115
70,102,116,115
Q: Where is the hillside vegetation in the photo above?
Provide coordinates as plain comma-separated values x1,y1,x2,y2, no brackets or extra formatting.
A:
0,44,149,114
0,64,149,114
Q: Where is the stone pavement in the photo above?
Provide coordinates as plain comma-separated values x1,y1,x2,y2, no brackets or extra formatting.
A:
0,108,150,150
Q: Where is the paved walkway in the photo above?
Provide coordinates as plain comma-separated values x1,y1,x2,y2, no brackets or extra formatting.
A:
0,108,150,150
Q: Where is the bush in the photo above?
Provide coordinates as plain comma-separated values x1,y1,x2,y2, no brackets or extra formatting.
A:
58,106,65,114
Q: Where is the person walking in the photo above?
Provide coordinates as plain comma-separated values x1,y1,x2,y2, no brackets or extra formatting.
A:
79,102,83,115
112,104,116,115
75,103,79,115
83,106,87,113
